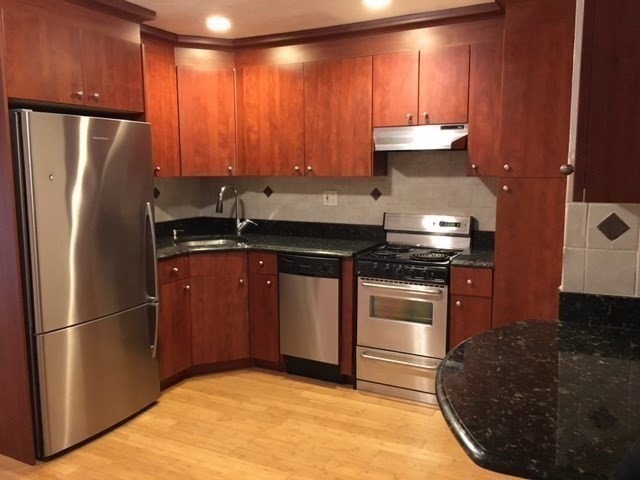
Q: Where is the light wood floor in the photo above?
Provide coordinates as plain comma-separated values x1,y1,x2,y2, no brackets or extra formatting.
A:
0,369,520,480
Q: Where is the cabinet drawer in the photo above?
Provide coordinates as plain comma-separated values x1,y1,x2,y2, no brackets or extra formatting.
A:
189,252,247,277
158,256,190,285
451,267,493,297
248,252,278,274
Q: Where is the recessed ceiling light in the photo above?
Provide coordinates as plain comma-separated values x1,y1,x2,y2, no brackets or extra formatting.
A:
206,16,231,33
363,0,392,9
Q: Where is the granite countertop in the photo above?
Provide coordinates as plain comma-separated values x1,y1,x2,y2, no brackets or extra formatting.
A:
436,320,640,480
451,248,494,268
156,233,381,259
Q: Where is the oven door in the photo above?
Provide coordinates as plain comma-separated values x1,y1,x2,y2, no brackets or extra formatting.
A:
357,277,448,359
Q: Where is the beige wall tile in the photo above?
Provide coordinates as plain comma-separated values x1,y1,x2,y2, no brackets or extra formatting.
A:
586,203,640,250
564,202,587,248
584,249,637,297
561,247,585,293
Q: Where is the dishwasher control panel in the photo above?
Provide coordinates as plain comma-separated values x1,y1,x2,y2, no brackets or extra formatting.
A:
278,254,340,278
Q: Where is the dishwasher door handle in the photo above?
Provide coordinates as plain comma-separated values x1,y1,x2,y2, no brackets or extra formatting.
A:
360,351,439,370
360,281,443,296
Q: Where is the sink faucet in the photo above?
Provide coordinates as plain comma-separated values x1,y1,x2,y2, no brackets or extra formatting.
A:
215,185,257,235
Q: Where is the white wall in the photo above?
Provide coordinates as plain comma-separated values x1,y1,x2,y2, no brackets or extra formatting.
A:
154,150,498,230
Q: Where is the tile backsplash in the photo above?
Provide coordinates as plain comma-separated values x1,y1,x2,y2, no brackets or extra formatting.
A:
154,151,498,231
562,203,640,297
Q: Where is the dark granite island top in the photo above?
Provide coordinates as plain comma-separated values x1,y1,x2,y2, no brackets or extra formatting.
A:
436,320,640,480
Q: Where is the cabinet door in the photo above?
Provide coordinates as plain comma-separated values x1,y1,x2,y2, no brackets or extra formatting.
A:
304,56,373,176
143,37,180,177
418,45,470,125
249,273,280,363
468,41,503,177
499,0,575,177
492,178,566,327
449,295,492,349
81,31,144,112
177,66,236,176
236,64,304,176
158,280,191,382
190,274,249,365
372,51,419,127
2,6,84,105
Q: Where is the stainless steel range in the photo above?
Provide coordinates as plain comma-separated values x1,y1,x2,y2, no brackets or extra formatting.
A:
356,213,472,405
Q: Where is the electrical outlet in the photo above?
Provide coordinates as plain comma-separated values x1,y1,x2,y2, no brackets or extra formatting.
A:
323,190,338,206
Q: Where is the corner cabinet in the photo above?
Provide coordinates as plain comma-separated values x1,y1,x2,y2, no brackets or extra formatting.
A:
2,2,144,112
177,66,237,176
304,56,374,176
236,64,305,176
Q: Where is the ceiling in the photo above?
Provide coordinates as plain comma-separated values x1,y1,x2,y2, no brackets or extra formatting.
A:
130,0,496,39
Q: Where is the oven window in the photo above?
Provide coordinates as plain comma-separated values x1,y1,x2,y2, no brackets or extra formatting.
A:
370,296,433,326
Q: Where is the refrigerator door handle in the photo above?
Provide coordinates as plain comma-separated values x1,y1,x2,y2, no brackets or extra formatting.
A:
145,201,159,302
150,301,159,358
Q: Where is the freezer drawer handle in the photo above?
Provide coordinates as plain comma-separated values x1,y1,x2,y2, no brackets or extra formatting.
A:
360,351,439,370
360,281,443,296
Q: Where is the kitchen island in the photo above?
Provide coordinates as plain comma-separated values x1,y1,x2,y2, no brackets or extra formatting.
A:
437,320,640,480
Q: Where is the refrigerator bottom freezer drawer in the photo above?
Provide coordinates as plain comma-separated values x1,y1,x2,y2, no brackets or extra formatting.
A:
35,304,160,457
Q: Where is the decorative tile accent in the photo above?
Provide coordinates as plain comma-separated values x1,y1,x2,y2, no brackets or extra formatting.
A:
370,188,382,201
597,213,630,241
153,187,160,199
263,186,273,198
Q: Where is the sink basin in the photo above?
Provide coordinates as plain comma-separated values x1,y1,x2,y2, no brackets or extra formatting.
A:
176,236,248,248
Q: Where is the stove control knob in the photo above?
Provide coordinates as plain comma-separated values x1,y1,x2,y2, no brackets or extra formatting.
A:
407,267,414,277
396,267,403,276
372,263,380,274
384,265,391,275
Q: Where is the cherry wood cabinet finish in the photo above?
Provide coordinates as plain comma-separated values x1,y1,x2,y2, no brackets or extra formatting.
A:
158,279,191,382
492,178,566,327
236,63,305,176
468,40,503,176
575,0,640,203
158,256,189,286
142,37,180,177
190,273,250,365
0,11,37,464
188,251,247,277
177,66,237,176
449,295,492,350
340,258,355,377
372,51,419,127
304,56,373,177
451,267,493,297
248,251,278,274
498,0,575,177
248,273,280,364
418,45,470,125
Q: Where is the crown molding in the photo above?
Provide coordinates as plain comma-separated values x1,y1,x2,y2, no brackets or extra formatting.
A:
68,0,155,23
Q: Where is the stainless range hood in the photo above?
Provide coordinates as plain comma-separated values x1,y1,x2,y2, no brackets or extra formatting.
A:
373,124,468,151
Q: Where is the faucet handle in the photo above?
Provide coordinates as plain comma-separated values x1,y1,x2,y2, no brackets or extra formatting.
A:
236,218,257,234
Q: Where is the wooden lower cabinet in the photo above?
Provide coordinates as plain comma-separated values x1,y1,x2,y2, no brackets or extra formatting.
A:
449,267,493,350
158,280,191,382
249,273,280,364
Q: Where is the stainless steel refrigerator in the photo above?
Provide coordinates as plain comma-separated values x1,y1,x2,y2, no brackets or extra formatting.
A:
10,110,160,458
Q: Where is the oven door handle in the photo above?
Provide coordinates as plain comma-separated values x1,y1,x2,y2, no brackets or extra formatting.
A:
360,351,439,370
360,281,443,296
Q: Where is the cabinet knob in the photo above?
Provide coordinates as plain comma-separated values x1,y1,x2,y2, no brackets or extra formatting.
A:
502,185,510,192
422,112,429,121
266,280,272,287
503,164,511,171
184,285,190,291
466,279,473,285
455,300,462,307
228,166,233,173
406,113,413,124
470,164,477,170
307,165,313,172
90,92,100,100
560,164,575,176
294,165,300,171
172,267,179,273
239,278,244,284
74,90,84,99
154,166,161,174
259,260,264,266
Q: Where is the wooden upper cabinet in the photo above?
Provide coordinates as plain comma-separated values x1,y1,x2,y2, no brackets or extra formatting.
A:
177,66,237,176
575,0,640,203
468,40,503,177
236,63,304,176
418,45,470,125
2,3,144,112
304,56,373,176
142,37,180,177
372,51,419,127
499,0,575,177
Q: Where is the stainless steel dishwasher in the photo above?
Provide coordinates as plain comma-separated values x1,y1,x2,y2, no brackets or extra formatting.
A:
279,254,341,381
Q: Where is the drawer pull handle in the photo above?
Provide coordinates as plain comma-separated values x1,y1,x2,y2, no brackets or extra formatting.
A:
184,285,190,291
172,267,179,273
259,260,264,266
455,300,462,307
466,279,473,285
266,280,272,287
360,351,438,370
239,278,244,284
361,281,442,296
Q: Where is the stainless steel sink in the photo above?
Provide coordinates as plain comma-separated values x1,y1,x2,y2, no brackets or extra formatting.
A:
176,236,248,248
